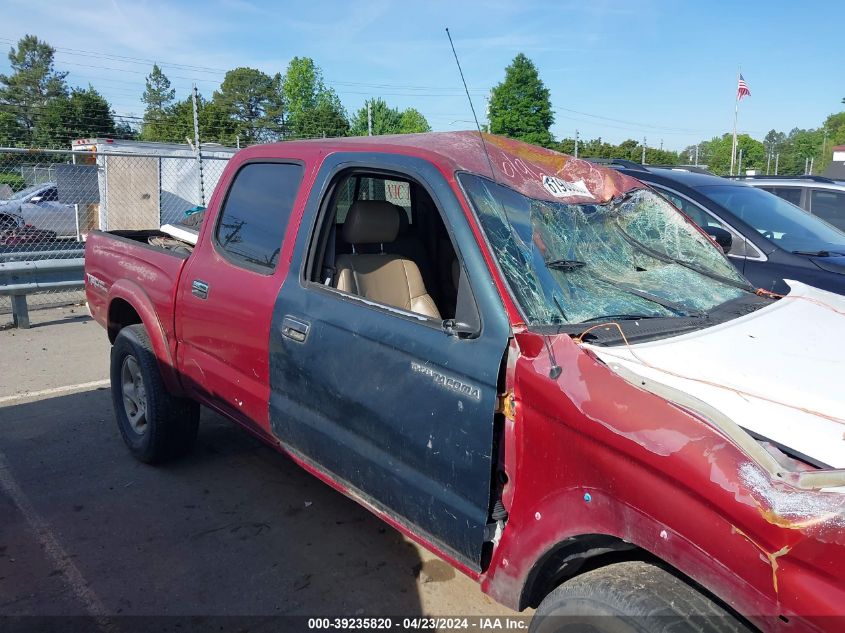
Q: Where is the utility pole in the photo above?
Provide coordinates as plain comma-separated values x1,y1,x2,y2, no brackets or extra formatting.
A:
191,83,205,206
694,144,699,166
738,148,743,175
641,137,647,164
574,129,579,158
367,101,373,136
775,153,779,175
822,127,829,161
730,67,740,176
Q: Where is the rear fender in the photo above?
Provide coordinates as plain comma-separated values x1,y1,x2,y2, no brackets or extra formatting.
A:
107,278,184,397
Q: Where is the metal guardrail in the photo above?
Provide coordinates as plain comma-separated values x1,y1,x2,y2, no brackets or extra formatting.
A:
0,257,84,328
0,248,84,263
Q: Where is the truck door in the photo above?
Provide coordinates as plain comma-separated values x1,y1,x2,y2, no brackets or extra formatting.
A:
268,154,511,569
176,160,306,434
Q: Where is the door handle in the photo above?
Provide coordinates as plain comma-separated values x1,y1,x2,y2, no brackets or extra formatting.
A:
191,279,209,299
281,316,310,343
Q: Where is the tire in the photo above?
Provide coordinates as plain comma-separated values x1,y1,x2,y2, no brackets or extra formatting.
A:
530,561,751,633
110,324,199,463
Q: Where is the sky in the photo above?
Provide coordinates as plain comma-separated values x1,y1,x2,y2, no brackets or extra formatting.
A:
0,0,842,151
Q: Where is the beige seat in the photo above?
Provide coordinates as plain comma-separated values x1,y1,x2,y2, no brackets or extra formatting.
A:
335,201,441,319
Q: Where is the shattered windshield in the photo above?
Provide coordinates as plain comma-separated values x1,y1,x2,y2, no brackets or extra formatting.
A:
459,173,751,325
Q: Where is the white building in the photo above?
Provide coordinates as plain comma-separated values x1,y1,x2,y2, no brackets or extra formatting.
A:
71,138,236,232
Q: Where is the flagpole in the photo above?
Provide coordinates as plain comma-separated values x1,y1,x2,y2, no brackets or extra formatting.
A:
730,68,739,176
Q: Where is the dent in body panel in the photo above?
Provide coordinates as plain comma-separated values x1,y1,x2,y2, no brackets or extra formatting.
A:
483,331,845,619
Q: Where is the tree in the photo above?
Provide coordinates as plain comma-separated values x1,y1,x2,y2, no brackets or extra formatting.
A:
488,53,554,147
692,133,765,175
212,67,284,144
0,110,26,146
349,98,402,136
140,64,177,142
142,64,175,114
34,86,117,148
141,92,237,145
348,98,430,136
282,57,348,139
0,35,68,137
398,108,431,134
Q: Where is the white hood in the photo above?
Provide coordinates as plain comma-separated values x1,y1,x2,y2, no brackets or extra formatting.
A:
586,281,845,469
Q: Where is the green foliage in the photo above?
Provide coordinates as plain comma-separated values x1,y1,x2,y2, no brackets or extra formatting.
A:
212,67,285,143
350,98,400,136
0,35,69,138
398,108,431,134
0,172,26,191
488,53,554,147
141,92,237,145
687,134,765,175
33,86,117,148
349,98,430,136
282,57,348,139
0,110,26,146
555,136,682,164
142,64,175,114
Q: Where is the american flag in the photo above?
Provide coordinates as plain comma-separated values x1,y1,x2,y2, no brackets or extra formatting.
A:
737,74,751,101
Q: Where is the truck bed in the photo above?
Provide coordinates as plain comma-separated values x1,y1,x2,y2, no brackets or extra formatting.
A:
84,229,189,346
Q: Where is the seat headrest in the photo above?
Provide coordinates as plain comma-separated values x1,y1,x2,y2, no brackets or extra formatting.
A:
343,201,400,244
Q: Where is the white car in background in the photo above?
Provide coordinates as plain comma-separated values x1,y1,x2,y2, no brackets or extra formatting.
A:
0,182,77,238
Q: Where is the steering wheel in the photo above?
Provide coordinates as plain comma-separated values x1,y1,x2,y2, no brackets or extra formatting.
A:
762,230,775,240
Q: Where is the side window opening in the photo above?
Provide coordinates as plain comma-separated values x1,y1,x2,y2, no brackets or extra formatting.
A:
309,170,464,321
215,162,304,271
810,189,845,231
772,187,802,207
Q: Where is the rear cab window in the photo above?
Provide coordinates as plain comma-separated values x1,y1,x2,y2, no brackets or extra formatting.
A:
215,162,304,272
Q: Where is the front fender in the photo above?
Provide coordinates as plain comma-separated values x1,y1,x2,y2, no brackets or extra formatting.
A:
481,331,845,631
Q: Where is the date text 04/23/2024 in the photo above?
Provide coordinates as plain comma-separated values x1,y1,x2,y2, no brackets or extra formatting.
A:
307,617,529,630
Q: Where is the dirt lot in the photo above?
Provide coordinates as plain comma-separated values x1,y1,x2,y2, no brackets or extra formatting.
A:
0,307,518,629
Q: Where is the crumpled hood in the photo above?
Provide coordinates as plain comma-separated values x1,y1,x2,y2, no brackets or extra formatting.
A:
585,281,845,469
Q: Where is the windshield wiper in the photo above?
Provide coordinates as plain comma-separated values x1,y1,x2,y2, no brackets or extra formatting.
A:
580,314,663,323
545,258,586,271
793,250,836,257
615,283,705,317
614,221,754,292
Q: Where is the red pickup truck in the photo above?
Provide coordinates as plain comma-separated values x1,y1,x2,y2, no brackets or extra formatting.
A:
85,132,845,632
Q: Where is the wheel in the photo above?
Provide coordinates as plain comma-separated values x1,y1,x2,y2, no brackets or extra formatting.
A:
530,561,751,633
110,324,199,463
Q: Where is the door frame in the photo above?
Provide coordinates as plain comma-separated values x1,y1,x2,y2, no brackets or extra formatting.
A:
268,151,512,568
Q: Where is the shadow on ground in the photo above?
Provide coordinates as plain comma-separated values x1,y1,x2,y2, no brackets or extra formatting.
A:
0,388,431,622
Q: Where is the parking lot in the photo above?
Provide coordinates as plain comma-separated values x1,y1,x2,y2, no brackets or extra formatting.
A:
0,307,515,626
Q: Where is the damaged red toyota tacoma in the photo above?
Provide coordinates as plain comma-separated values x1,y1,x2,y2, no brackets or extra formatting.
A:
84,132,845,632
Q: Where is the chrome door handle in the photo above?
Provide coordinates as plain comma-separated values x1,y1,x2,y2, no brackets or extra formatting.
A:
281,316,310,343
191,279,209,299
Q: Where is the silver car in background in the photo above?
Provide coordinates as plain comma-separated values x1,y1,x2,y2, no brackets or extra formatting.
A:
733,175,845,232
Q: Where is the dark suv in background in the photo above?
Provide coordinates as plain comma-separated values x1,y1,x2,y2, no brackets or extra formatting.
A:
601,161,845,295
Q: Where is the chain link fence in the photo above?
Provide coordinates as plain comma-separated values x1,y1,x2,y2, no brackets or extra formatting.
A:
0,143,233,322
